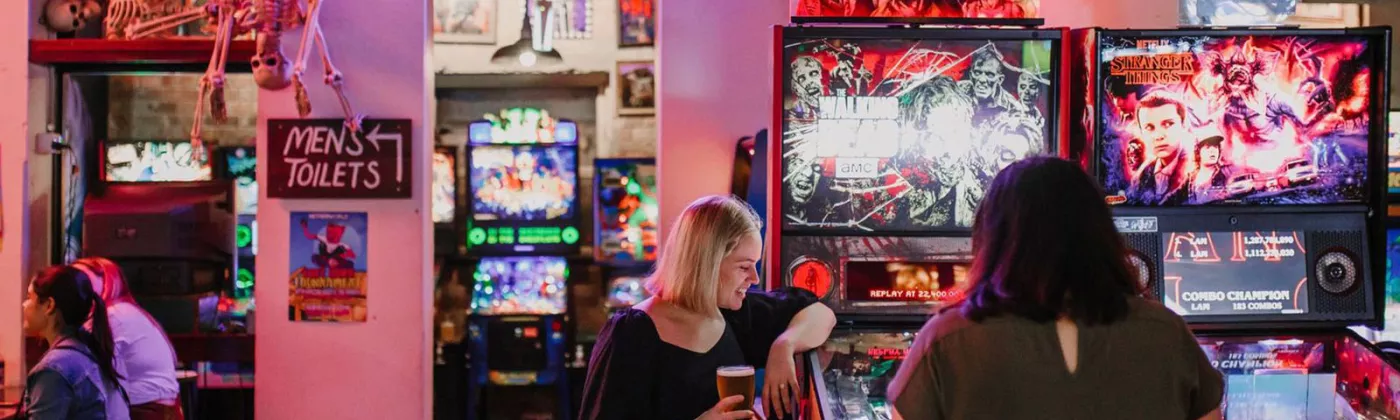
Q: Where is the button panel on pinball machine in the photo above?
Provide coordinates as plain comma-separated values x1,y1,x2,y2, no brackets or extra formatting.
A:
1073,26,1400,418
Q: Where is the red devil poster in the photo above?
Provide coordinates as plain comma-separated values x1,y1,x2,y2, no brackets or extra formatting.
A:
289,212,369,322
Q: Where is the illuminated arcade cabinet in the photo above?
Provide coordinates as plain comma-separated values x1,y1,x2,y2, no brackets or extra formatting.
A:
774,19,1069,417
463,108,580,419
86,139,231,334
466,257,570,419
594,157,658,308
1073,26,1400,417
217,146,257,319
434,145,461,256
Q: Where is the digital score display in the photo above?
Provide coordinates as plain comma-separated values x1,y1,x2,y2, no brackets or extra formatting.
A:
1162,231,1309,317
845,261,971,304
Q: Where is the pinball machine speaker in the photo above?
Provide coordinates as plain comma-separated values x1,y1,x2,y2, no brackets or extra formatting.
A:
1121,233,1161,300
1306,230,1368,318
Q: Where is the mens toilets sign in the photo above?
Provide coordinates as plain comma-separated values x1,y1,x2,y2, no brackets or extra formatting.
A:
267,119,414,198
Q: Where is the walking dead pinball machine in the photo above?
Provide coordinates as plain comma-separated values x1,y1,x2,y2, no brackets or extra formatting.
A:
772,13,1069,416
1073,26,1400,418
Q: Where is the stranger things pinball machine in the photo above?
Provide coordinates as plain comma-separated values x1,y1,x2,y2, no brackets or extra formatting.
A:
773,25,1069,419
1072,27,1400,418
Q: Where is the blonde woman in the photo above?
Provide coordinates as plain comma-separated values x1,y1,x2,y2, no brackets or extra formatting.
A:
579,195,836,420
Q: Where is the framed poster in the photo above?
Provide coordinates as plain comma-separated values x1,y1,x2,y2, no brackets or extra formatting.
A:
434,0,497,44
289,212,369,322
525,0,593,40
617,60,655,116
619,0,654,47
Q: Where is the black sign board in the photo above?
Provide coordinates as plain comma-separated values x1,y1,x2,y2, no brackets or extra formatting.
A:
268,119,413,199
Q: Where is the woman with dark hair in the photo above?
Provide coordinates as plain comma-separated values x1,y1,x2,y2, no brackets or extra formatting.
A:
73,257,183,420
887,157,1223,419
19,265,131,420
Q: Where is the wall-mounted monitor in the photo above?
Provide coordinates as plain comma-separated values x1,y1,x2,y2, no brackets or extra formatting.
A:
103,140,213,183
470,256,569,316
595,158,658,265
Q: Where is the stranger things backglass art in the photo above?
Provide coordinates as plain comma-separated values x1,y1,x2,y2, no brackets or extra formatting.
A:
1094,33,1379,206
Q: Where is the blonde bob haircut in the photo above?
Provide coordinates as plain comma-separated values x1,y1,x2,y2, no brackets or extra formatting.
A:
646,195,763,313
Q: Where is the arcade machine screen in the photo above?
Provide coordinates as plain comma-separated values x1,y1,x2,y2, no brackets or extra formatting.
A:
1161,231,1310,317
465,111,582,256
104,140,212,183
433,147,458,225
1092,33,1376,206
470,257,569,316
810,332,915,420
1195,334,1400,419
605,276,649,310
781,34,1057,233
595,158,658,264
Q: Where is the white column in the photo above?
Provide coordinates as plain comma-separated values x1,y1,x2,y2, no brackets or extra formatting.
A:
254,0,432,417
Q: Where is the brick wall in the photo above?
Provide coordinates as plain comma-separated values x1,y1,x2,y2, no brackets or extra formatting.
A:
107,74,259,146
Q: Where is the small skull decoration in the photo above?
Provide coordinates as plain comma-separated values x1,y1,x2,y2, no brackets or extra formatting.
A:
42,0,102,33
252,33,293,90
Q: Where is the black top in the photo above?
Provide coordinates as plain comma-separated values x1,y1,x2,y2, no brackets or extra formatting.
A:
578,288,819,420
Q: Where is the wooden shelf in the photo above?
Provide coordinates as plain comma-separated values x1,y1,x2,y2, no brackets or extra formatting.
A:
30,38,255,65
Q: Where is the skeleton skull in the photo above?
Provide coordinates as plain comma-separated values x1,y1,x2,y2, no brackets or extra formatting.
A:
43,0,102,33
252,34,293,90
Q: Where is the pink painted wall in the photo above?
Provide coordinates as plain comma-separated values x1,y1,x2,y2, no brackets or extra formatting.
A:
254,0,432,418
657,0,1177,237
0,0,31,386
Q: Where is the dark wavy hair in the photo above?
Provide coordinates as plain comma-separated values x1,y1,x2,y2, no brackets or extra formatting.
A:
961,157,1140,325
31,265,123,386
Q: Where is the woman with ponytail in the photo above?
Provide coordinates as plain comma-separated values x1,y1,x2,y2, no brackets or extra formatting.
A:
73,258,182,420
19,265,131,420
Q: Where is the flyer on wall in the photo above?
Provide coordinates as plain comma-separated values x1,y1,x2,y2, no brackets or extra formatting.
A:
289,212,369,322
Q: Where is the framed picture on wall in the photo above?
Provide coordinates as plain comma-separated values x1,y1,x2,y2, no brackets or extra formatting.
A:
617,61,655,116
434,0,497,44
619,0,654,47
525,0,594,40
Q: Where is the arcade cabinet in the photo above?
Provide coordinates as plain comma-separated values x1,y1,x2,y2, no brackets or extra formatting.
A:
463,109,581,419
773,21,1068,417
431,145,468,420
86,140,231,335
1074,26,1400,417
217,146,257,321
737,129,771,283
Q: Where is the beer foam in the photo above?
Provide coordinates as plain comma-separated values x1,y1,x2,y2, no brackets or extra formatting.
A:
717,366,755,377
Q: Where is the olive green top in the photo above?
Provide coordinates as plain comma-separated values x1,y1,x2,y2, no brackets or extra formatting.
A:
888,299,1223,420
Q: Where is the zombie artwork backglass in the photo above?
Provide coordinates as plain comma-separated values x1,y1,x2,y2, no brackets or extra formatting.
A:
1095,34,1377,206
781,34,1057,232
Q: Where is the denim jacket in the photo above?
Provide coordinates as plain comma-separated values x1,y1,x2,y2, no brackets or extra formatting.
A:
21,335,131,420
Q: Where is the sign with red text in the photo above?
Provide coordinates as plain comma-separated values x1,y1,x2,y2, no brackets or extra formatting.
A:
267,119,413,198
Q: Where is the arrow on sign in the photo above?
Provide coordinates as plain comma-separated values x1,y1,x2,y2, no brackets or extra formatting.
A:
366,123,404,183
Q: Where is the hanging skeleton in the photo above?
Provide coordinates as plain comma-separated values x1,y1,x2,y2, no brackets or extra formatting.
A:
250,0,362,132
105,0,211,40
190,0,256,148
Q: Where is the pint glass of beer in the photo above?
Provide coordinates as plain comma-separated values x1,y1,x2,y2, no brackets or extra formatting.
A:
715,365,756,412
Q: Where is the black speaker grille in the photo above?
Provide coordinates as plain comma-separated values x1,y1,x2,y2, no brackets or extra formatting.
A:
1308,230,1368,318
1122,233,1161,299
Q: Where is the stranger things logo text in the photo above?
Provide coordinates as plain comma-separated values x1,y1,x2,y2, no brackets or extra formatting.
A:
268,119,413,199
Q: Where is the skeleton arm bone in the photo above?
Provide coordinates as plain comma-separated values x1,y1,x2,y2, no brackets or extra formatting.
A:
125,7,208,39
